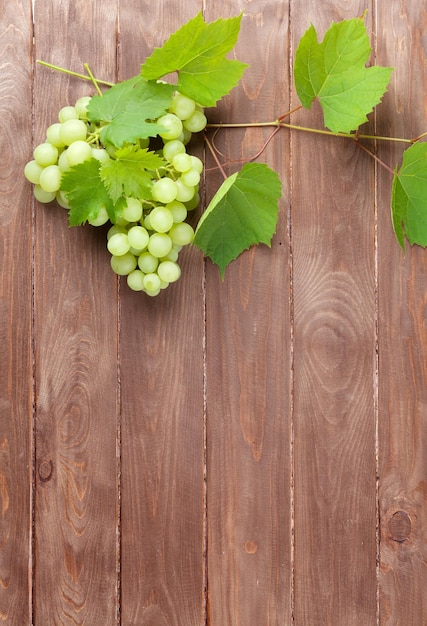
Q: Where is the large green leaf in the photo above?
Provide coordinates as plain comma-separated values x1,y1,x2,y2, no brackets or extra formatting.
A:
294,16,393,133
87,77,174,147
193,162,282,277
100,145,164,203
60,158,119,225
391,142,427,249
141,13,248,107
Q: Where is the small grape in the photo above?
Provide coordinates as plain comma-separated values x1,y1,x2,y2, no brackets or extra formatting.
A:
162,139,186,162
189,155,203,174
110,252,138,275
149,206,174,233
58,149,71,173
58,105,78,122
183,110,207,133
127,269,146,291
152,177,178,204
143,272,161,293
157,113,183,140
138,252,159,273
169,222,195,246
147,232,173,258
122,197,143,222
181,168,200,187
127,225,149,250
89,205,109,226
166,200,187,223
107,224,127,239
33,185,56,203
66,140,92,166
107,232,131,256
172,152,193,173
33,142,59,167
157,260,181,283
170,93,196,120
56,190,70,209
74,96,92,120
46,123,65,147
91,147,110,163
24,160,44,184
39,164,62,192
59,119,87,145
175,178,195,203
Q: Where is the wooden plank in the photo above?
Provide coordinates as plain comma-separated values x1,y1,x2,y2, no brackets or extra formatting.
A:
0,2,33,623
204,2,293,623
290,2,378,624
32,1,120,623
117,1,206,624
376,1,427,623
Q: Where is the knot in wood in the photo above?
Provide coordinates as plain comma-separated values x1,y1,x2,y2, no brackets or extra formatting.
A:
388,510,411,543
38,459,54,482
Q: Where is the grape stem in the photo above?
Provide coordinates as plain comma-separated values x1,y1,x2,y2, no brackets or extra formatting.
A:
84,63,103,97
36,60,114,87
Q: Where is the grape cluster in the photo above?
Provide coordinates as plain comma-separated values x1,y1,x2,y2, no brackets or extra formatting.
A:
24,90,207,296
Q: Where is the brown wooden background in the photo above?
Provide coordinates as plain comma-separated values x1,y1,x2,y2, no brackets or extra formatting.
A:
1,0,427,624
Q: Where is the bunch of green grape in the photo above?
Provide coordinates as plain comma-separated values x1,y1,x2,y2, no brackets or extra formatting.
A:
24,91,207,296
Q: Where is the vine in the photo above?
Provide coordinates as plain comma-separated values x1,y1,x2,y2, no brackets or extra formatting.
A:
25,12,427,295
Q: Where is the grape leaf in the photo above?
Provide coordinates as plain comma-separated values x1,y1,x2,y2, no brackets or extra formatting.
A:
141,13,248,107
193,162,282,277
100,145,165,203
391,142,427,249
60,158,119,226
87,76,174,147
294,16,393,133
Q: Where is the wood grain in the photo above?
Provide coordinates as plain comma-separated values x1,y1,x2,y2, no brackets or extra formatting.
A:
376,2,427,624
117,1,206,624
32,1,119,623
0,1,33,623
291,2,378,624
204,2,293,624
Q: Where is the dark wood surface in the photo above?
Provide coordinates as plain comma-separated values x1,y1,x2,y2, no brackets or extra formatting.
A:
1,0,426,624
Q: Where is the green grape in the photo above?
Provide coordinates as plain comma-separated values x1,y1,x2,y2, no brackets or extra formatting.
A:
169,222,195,246
185,192,200,211
33,185,56,203
127,225,149,250
122,197,143,222
152,177,178,204
138,251,158,273
181,168,200,187
110,252,137,275
107,224,127,239
91,147,110,163
74,96,91,120
89,205,109,226
46,122,65,147
33,142,59,167
157,260,181,283
189,155,203,174
170,92,196,120
59,119,87,145
157,113,183,140
58,105,78,122
24,159,44,184
39,164,62,192
56,189,70,209
183,110,207,133
107,232,130,256
175,178,195,203
58,149,71,173
162,139,185,162
166,200,187,223
149,206,174,233
172,152,192,173
147,232,173,258
161,247,179,262
127,269,146,291
143,272,161,293
66,140,92,166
